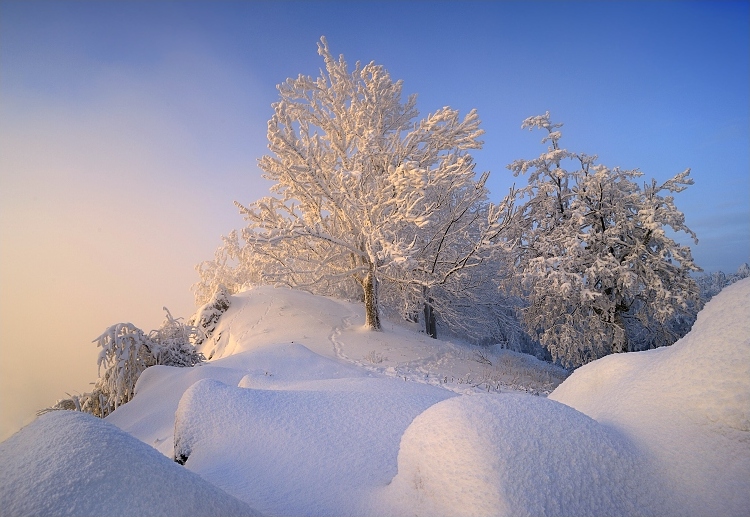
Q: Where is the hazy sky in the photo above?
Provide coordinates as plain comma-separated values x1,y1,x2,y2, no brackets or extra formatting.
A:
1,1,748,441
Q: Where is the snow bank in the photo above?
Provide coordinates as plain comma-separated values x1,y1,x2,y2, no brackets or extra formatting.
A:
550,277,750,516
382,393,655,517
0,410,258,517
105,342,374,457
14,282,744,516
197,285,358,360
173,368,453,516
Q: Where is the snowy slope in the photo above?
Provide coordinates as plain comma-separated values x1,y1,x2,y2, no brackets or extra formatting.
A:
106,286,566,460
101,287,646,516
2,282,748,517
199,286,568,394
0,411,258,517
550,277,750,516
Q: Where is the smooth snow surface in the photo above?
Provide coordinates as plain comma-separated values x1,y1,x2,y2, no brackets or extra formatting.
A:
551,277,750,516
382,394,654,517
3,282,748,516
174,372,451,516
0,411,258,517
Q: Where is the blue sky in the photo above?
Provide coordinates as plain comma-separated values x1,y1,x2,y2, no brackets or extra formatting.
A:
0,1,748,439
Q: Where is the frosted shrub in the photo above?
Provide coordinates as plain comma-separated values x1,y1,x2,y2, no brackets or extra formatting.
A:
41,308,204,418
364,350,387,364
95,323,156,410
188,285,231,348
697,263,750,302
150,308,205,367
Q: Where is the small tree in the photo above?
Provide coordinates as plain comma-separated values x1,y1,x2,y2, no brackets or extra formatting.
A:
509,112,701,367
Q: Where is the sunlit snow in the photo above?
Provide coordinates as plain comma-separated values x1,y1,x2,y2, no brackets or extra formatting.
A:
1,281,748,516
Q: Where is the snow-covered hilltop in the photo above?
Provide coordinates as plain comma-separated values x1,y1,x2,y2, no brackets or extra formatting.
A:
1,280,749,516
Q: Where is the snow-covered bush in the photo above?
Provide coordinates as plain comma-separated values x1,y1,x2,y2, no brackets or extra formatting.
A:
188,285,231,344
697,262,750,302
95,323,156,411
192,231,265,306
150,308,205,367
41,308,204,418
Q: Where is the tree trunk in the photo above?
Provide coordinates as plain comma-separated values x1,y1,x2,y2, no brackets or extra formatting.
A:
423,288,437,339
363,270,381,330
611,310,628,353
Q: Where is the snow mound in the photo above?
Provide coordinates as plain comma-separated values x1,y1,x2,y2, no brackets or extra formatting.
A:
0,411,259,517
105,342,374,457
382,393,654,517
199,285,568,395
173,372,453,516
550,277,750,516
198,286,358,360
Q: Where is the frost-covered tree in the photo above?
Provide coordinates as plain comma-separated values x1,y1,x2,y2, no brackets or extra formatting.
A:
382,172,515,338
508,112,701,367
696,262,750,302
235,37,513,330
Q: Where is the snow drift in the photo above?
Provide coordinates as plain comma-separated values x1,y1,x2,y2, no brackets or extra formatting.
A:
173,366,452,516
550,277,750,516
2,281,748,516
382,393,655,517
0,410,258,517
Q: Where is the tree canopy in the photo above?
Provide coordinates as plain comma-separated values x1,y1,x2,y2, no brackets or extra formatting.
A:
233,37,513,331
508,112,701,367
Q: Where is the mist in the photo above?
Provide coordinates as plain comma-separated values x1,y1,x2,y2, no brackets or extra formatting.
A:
0,41,269,441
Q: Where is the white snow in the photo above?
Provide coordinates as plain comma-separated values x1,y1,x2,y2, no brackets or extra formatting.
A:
550,277,750,516
2,281,748,516
173,371,451,516
381,393,655,517
0,410,258,517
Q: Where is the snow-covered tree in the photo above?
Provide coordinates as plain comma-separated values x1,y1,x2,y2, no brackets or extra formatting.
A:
381,172,516,338
235,37,513,331
508,112,701,367
696,262,750,302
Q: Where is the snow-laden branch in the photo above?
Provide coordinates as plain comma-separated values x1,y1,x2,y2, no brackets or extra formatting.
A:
508,113,701,367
